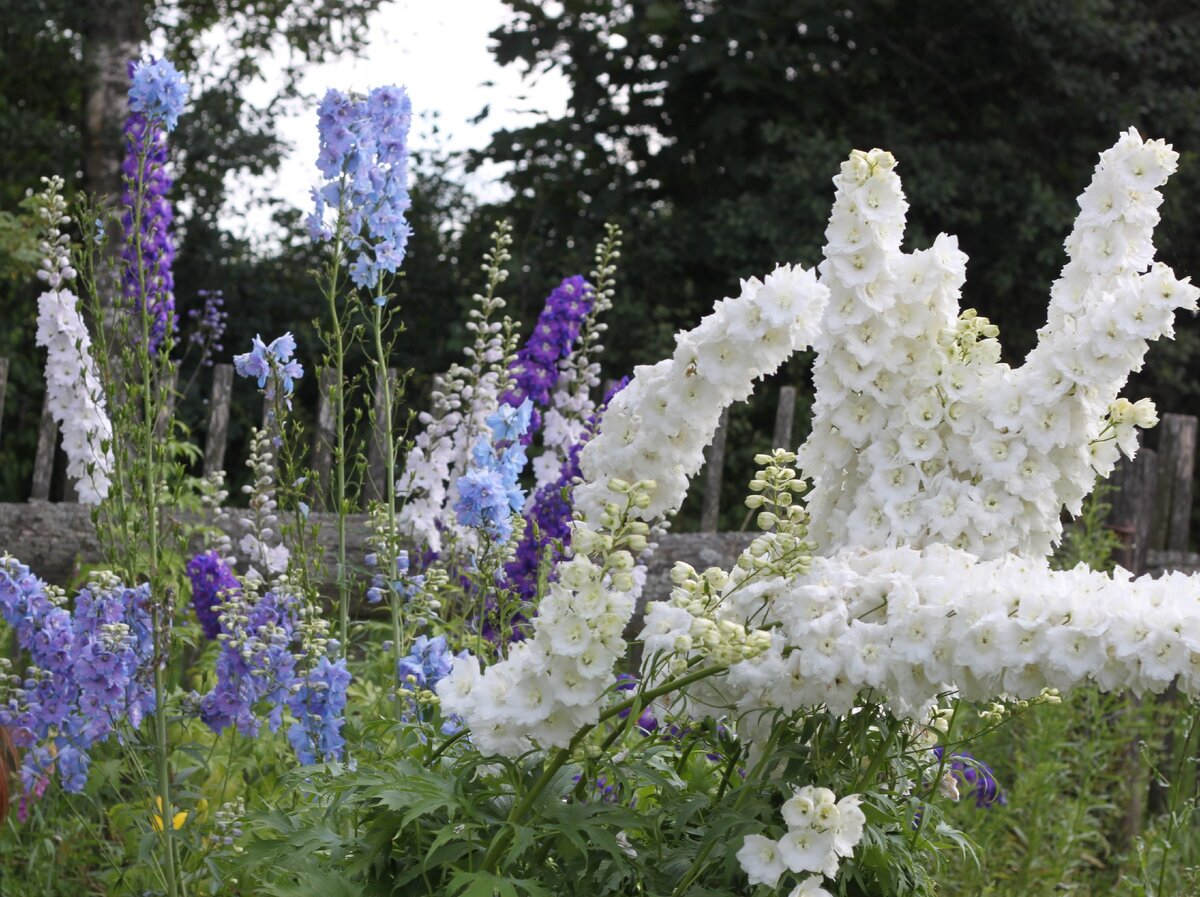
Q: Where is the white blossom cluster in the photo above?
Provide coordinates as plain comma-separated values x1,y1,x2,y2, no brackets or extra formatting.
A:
397,269,511,555
438,480,650,755
440,269,829,752
533,375,597,491
33,178,113,505
575,265,831,526
719,545,1200,722
736,785,866,890
799,129,1199,559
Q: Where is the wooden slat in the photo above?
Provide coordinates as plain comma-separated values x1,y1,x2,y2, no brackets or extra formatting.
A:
700,408,729,533
203,363,233,476
30,392,58,501
1151,414,1197,552
773,385,797,452
1108,444,1158,574
311,367,336,507
365,367,399,504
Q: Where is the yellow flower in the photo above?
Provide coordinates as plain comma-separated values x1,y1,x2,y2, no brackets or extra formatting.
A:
150,796,188,832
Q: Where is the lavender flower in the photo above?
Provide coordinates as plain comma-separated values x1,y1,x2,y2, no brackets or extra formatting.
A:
128,58,188,132
186,550,240,640
453,398,533,542
397,635,456,690
504,276,594,433
122,60,178,353
233,333,304,406
187,289,228,367
0,559,154,794
307,85,413,290
287,655,351,765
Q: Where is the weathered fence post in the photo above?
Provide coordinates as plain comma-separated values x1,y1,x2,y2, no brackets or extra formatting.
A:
311,367,336,508
30,393,58,501
365,367,399,504
773,385,797,452
700,408,729,533
1151,413,1197,555
202,363,233,477
1107,442,1158,575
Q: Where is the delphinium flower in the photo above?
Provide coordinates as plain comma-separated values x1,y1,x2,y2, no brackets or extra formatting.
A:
32,178,114,504
453,398,533,543
186,550,240,641
287,654,352,765
502,275,594,438
504,378,627,602
233,332,304,409
307,85,412,290
932,748,1005,808
186,289,228,367
736,785,866,888
0,560,154,794
122,59,187,352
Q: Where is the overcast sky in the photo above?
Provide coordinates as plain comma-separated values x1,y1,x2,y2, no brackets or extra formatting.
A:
226,0,569,240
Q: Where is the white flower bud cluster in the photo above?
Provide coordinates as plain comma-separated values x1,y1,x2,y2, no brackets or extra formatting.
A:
640,562,772,674
736,785,866,889
32,177,113,505
576,265,830,527
800,130,1198,560
398,229,512,556
438,479,653,755
722,545,1200,721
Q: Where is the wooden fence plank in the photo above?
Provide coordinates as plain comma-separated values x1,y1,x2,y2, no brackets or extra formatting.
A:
30,392,58,501
700,408,729,533
1108,444,1158,574
203,363,233,477
773,385,797,452
1154,414,1196,553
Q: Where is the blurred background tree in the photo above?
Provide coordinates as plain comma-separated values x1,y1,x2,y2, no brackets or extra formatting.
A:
0,0,1197,533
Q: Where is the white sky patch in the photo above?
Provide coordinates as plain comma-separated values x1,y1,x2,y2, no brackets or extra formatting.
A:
218,0,570,244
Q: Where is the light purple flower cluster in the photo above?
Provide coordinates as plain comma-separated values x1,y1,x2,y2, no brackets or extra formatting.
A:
307,85,412,290
199,588,350,764
397,634,456,690
454,399,533,542
187,289,228,367
0,558,154,794
504,275,594,430
287,655,351,765
233,333,304,406
128,57,188,132
365,549,423,605
505,379,628,600
186,550,239,640
122,61,178,354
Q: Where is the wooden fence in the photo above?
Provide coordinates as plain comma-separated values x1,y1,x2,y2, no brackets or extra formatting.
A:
0,354,1195,583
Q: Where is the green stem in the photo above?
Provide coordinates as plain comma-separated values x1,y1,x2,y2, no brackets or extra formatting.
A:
372,300,403,718
481,662,729,875
324,240,349,651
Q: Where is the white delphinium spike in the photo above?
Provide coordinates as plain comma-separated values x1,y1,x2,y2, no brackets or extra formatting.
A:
32,177,113,505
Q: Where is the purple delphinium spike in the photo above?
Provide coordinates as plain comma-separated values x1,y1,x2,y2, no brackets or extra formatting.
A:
504,378,629,603
186,550,240,640
121,61,178,354
502,275,595,438
932,747,1006,808
186,289,228,367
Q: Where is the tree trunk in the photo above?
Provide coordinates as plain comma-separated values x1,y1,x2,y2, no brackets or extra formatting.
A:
82,0,148,202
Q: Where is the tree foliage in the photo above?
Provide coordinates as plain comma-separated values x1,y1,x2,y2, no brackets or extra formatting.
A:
479,0,1200,424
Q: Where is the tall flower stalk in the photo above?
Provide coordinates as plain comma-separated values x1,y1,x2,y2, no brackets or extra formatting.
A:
308,85,413,684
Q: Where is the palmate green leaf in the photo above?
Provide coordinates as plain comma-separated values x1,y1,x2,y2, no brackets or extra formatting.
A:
446,869,551,897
